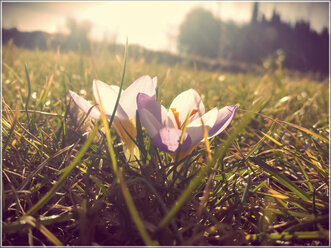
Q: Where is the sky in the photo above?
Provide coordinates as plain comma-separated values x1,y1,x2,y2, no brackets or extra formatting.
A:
2,1,330,53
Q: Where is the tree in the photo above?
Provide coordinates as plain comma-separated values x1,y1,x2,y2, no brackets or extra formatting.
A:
63,18,92,52
177,8,220,58
251,2,259,23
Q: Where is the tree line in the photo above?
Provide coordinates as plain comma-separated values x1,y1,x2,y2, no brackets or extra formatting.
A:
2,18,92,53
177,6,329,76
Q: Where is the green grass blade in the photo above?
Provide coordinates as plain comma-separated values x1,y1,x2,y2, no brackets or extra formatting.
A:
247,230,329,241
19,145,74,190
295,157,314,192
36,74,54,110
25,122,100,216
261,132,327,178
24,64,32,128
2,107,20,152
172,110,192,166
249,157,310,201
4,212,74,234
3,62,24,84
244,123,276,160
89,175,108,196
108,37,128,129
281,120,329,144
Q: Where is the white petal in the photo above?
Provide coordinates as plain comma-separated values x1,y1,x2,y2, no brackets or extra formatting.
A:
152,76,158,90
120,75,157,118
169,89,205,126
109,84,124,96
208,105,237,138
139,108,163,138
92,79,127,120
186,107,218,146
69,90,100,119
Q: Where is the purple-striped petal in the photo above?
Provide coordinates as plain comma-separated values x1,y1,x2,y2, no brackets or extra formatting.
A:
138,108,163,138
152,127,192,153
137,93,175,128
208,105,238,138
69,90,101,119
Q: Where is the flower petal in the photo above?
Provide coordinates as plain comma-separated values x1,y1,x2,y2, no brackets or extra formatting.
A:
186,107,218,146
120,75,157,118
208,105,237,138
92,79,127,120
152,127,192,153
69,90,101,119
108,84,124,96
137,93,175,129
169,89,205,126
138,108,163,138
152,76,158,90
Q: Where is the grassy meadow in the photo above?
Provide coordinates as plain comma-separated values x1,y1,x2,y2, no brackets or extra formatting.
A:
2,43,329,246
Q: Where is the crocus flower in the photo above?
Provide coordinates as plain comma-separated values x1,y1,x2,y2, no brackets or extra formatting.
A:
69,75,157,161
137,89,237,159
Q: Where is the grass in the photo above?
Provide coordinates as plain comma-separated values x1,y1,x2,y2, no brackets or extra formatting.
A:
2,42,329,246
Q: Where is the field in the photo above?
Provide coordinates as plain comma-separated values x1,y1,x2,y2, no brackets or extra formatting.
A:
2,43,329,246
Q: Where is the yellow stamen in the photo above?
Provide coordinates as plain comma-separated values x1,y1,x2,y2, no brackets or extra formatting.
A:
171,108,199,130
190,109,198,117
171,108,181,129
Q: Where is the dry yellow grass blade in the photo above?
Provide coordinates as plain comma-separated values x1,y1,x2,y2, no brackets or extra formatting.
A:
20,216,63,246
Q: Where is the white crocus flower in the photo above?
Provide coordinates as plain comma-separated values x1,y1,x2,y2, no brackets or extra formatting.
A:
137,89,237,159
69,75,157,161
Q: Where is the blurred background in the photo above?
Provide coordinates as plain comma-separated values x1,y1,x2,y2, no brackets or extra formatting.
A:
2,1,330,77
